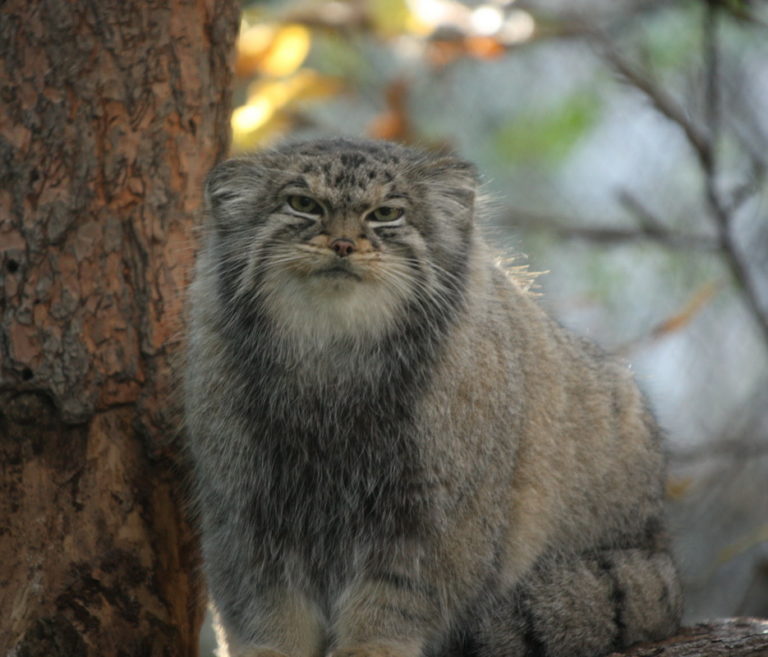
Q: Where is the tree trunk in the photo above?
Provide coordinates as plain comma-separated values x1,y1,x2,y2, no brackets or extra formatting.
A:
0,1,239,655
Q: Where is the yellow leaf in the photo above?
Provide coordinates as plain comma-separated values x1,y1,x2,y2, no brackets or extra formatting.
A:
236,24,276,77
236,23,311,78
244,70,342,108
369,0,411,36
651,281,721,338
717,524,768,565
261,24,312,77
232,100,275,144
666,476,694,500
233,112,293,152
231,71,343,150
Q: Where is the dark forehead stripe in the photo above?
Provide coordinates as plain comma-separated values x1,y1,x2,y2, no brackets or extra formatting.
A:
299,159,402,191
277,137,416,166
327,165,396,193
340,152,366,167
271,137,450,204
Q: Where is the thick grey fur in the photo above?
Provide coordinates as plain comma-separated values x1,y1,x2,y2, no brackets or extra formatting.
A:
184,138,682,657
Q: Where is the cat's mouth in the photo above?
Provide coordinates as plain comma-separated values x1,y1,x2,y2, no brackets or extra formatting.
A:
313,265,362,281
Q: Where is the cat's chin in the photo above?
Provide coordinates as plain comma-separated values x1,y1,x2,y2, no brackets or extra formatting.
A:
261,273,408,345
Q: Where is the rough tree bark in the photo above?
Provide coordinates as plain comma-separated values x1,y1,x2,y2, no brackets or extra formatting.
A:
612,618,768,657
0,1,239,655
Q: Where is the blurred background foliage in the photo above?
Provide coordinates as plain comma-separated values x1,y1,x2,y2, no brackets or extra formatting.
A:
213,0,768,642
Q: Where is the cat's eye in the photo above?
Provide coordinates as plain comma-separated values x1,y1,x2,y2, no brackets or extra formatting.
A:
368,206,404,223
287,195,323,216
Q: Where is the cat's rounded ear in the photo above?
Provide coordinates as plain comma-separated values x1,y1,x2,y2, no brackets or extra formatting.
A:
204,157,264,226
425,156,479,189
419,155,479,225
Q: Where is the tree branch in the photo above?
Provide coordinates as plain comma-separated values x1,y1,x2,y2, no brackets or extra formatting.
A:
594,10,768,347
608,618,768,656
598,39,712,170
670,438,768,465
617,188,670,235
699,2,768,347
503,207,719,251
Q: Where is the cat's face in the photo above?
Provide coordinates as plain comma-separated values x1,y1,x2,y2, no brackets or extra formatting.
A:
203,139,477,343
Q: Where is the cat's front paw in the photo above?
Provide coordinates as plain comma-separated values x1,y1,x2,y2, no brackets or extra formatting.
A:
330,643,414,657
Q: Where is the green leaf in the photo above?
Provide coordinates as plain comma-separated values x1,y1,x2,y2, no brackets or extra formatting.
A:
494,92,601,166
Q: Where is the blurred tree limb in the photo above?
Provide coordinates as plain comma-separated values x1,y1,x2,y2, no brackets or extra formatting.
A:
670,437,768,464
503,207,719,251
506,0,768,347
592,2,768,346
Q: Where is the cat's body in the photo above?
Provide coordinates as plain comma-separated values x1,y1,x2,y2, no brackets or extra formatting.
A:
184,138,682,657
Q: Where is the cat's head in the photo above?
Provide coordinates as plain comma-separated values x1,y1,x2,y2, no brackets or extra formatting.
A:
202,138,478,343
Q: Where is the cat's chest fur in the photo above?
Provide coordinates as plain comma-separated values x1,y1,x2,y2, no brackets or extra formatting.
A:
227,321,438,562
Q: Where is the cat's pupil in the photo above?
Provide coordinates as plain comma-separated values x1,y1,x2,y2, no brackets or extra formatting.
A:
290,195,319,214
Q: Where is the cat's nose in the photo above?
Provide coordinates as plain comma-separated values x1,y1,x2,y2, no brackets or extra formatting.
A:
331,238,356,257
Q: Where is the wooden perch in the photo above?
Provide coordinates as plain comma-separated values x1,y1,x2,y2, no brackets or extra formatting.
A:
609,618,768,657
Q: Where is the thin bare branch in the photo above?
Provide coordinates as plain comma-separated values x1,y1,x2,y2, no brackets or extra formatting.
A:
670,436,768,465
704,0,721,157
705,188,768,344
726,159,766,213
617,188,671,233
503,207,719,251
592,7,768,347
699,2,768,346
598,38,713,170
617,281,722,355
